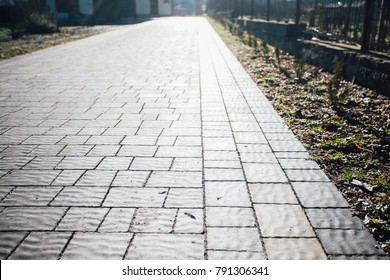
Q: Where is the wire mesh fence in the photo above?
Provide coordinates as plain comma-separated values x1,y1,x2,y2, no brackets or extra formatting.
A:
207,0,390,53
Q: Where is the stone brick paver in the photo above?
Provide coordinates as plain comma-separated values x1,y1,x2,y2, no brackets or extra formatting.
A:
0,18,386,260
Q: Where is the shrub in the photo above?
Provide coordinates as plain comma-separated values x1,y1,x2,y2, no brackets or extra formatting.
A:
25,12,58,34
327,61,344,107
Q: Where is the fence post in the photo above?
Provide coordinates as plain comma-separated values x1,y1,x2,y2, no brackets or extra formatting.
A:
266,0,270,21
250,0,254,19
240,0,243,19
295,0,301,25
361,0,375,53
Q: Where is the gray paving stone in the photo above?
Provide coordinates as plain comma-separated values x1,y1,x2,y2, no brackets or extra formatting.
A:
22,156,63,170
99,208,136,233
29,145,65,156
58,145,93,156
50,187,108,207
76,170,117,186
274,151,310,159
0,187,62,206
0,170,60,185
329,255,389,260
175,136,202,146
231,122,261,132
254,204,315,237
164,188,203,208
121,136,157,146
118,145,157,157
125,233,204,260
292,182,350,208
207,227,262,252
264,238,327,260
23,135,64,145
56,207,109,231
9,232,72,260
316,229,386,256
205,168,245,181
0,232,28,259
0,207,66,231
174,209,204,234
263,132,297,141
306,208,364,229
208,250,265,260
243,163,288,183
0,186,13,200
279,159,321,170
112,171,150,187
0,157,33,169
61,232,132,260
87,145,120,156
240,152,278,163
285,169,330,182
206,181,251,207
147,171,202,188
206,207,256,227
103,187,167,207
58,135,89,145
56,156,102,170
237,144,273,153
204,150,239,161
97,157,133,170
52,170,84,185
249,183,298,204
131,208,176,233
155,146,202,158
203,138,236,151
171,158,202,171
204,160,241,169
130,157,173,171
234,132,267,144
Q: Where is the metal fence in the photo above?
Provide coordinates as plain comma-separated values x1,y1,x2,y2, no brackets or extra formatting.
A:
207,0,390,53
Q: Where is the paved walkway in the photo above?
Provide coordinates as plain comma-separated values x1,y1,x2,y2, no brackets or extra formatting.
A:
0,18,386,260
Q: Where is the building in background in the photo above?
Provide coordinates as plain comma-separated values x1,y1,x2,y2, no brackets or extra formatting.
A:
0,0,206,24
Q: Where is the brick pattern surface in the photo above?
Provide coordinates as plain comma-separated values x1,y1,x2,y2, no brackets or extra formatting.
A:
0,18,386,260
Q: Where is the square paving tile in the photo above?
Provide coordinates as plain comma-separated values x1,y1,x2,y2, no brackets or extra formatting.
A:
9,232,72,260
98,208,136,232
125,233,204,260
204,168,245,181
130,157,173,171
254,204,315,237
164,188,203,208
306,208,364,229
264,238,327,260
50,187,108,207
0,207,66,231
61,232,133,260
0,187,62,206
147,171,202,188
130,208,177,233
205,181,251,207
243,163,288,183
207,227,262,252
97,157,133,170
292,182,349,208
0,232,29,259
206,207,256,227
112,171,150,187
56,207,109,231
103,187,167,207
249,183,298,204
174,209,204,234
316,229,386,256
